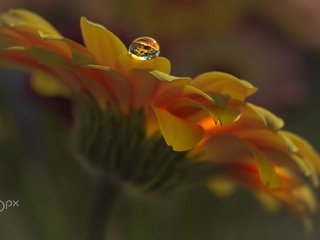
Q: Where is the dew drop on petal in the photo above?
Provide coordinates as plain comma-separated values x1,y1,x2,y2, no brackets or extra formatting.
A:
128,37,160,60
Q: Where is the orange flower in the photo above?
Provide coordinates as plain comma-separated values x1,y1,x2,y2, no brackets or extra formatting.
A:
1,9,319,228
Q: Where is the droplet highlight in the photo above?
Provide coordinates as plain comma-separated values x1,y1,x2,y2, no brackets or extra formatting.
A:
128,37,160,60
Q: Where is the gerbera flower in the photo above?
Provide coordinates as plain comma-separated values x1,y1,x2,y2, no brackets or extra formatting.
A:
0,9,319,229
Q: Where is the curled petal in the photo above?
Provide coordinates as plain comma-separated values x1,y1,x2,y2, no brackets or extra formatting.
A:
191,71,257,101
281,131,320,186
249,145,281,188
153,107,204,151
248,103,284,130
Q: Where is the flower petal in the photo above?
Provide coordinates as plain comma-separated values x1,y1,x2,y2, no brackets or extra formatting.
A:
80,17,126,68
148,70,189,82
183,85,224,107
192,133,280,188
153,107,204,151
127,69,160,109
281,131,320,186
85,64,132,112
28,45,70,65
191,71,257,101
30,71,69,97
207,178,236,198
254,191,281,213
250,146,281,189
212,106,241,125
247,103,284,130
118,53,171,74
0,9,60,35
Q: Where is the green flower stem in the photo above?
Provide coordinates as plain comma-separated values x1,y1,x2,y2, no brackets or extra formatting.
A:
87,176,119,240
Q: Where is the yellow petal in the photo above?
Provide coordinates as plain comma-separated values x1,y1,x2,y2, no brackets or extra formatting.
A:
0,9,60,36
191,71,257,101
282,131,320,162
151,70,189,82
213,106,241,125
30,71,69,97
80,17,126,68
254,191,280,214
207,178,236,198
277,131,299,153
153,107,204,151
248,103,284,130
292,186,317,213
183,85,219,104
250,146,281,189
118,53,171,74
281,131,320,186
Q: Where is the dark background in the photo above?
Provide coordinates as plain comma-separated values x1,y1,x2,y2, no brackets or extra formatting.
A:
1,1,320,239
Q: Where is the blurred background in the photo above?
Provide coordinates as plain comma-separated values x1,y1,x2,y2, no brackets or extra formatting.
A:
1,0,320,239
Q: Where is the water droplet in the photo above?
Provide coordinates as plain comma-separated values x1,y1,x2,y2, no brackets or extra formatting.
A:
128,37,160,60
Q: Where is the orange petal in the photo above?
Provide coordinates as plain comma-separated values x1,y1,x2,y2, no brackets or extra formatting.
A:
85,64,132,112
193,133,280,188
127,69,160,109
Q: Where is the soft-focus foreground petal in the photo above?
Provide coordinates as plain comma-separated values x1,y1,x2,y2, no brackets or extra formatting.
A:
31,71,69,97
212,163,317,231
0,8,60,36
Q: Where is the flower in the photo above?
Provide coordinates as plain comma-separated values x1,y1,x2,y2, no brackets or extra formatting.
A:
1,9,319,228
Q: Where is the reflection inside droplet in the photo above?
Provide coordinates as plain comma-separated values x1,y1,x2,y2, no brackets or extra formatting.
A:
128,37,160,60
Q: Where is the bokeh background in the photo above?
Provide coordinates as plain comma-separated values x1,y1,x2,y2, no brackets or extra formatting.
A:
1,0,320,239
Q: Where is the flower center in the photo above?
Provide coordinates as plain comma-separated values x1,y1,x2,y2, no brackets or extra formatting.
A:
128,37,160,60
72,95,218,197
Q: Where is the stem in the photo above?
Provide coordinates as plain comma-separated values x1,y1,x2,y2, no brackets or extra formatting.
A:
87,176,119,240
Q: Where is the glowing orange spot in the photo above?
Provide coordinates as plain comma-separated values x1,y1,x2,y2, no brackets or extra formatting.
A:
199,117,221,131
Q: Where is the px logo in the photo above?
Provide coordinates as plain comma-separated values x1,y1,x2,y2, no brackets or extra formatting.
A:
0,200,19,213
